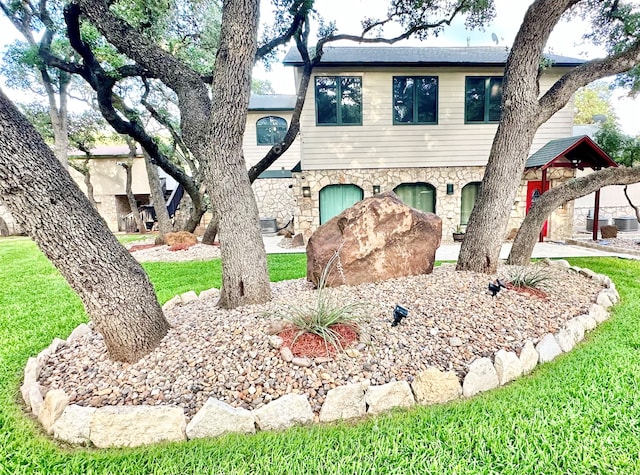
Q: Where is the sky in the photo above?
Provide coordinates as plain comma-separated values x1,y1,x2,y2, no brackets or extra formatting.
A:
0,0,638,135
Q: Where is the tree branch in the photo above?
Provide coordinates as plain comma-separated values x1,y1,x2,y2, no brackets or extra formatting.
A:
623,184,640,222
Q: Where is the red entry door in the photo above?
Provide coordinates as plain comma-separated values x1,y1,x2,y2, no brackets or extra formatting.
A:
526,181,548,237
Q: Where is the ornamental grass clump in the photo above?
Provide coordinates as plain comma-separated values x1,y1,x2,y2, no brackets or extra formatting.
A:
504,265,554,291
277,252,365,354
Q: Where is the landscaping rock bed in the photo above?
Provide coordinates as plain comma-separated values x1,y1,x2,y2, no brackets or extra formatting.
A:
23,260,618,447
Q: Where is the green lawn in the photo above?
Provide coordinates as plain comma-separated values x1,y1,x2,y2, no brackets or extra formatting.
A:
1,236,640,474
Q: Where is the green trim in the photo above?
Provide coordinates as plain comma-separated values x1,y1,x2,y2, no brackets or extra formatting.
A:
314,76,363,126
392,76,439,125
464,76,503,124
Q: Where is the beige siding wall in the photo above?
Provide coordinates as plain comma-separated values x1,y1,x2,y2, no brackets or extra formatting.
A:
69,156,151,196
298,66,573,170
243,111,301,171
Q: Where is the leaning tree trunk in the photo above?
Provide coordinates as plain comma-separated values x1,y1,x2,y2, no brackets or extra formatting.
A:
0,89,169,363
122,140,146,234
507,167,640,266
623,185,640,222
207,0,271,308
143,150,173,235
201,214,219,245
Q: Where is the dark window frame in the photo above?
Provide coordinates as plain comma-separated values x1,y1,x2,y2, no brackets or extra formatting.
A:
392,76,439,125
464,76,503,124
256,116,288,146
314,76,363,126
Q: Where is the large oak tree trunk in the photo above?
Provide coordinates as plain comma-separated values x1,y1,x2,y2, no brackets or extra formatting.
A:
207,0,271,308
0,89,169,363
507,167,640,266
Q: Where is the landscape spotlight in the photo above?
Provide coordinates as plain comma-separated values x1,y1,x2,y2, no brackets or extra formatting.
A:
391,305,408,327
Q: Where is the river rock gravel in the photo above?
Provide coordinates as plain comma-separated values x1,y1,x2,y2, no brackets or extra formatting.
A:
38,263,603,420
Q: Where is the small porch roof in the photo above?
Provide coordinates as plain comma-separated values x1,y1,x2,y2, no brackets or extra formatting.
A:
525,135,618,171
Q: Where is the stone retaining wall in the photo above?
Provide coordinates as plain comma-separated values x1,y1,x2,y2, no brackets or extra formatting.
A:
21,261,617,448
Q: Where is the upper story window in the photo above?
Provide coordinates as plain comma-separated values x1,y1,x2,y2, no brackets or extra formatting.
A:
393,76,438,124
256,116,287,145
315,76,362,125
465,77,503,123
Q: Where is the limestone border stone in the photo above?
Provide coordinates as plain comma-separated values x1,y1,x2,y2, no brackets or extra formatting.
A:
22,264,616,448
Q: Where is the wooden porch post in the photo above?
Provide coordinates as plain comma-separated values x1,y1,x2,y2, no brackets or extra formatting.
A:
539,168,548,242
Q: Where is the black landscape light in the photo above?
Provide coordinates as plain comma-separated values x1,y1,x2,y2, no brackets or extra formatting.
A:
391,305,408,327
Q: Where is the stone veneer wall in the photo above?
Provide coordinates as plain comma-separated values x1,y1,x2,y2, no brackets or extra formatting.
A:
0,201,22,235
252,178,296,230
573,205,638,232
293,167,577,242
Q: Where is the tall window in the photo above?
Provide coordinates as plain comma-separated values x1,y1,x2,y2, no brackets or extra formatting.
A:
465,77,503,123
460,182,482,225
393,182,436,213
315,76,362,125
393,76,438,124
256,116,287,145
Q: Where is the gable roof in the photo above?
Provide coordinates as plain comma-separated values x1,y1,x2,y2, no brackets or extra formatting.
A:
525,135,618,170
283,46,585,68
249,94,296,111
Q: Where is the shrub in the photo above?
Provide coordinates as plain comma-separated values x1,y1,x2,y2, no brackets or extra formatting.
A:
274,252,365,353
504,265,553,290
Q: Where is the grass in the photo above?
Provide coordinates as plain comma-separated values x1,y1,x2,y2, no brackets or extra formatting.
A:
2,236,640,474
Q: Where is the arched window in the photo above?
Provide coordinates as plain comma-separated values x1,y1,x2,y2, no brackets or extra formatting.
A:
393,182,436,213
460,182,482,225
256,116,287,145
319,184,364,224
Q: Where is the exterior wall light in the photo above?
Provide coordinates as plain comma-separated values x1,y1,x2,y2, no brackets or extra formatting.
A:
302,186,311,198
446,183,454,195
373,185,381,194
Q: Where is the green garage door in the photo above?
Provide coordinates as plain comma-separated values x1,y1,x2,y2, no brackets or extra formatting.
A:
319,184,364,224
393,182,435,213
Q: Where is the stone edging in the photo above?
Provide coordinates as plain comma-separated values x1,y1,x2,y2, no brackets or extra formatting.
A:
566,238,640,257
20,260,619,448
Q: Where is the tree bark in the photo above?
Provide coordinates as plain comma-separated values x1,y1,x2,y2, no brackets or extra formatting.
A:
0,88,169,362
207,0,271,307
122,140,147,234
202,215,219,245
457,0,640,274
143,150,173,235
622,185,640,222
507,167,640,266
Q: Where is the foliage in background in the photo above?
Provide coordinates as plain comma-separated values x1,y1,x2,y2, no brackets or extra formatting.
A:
573,82,617,125
594,120,640,166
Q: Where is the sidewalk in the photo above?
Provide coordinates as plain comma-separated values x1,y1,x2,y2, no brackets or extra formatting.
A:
262,235,640,260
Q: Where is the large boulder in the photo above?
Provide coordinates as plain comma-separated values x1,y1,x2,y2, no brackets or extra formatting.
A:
306,192,442,287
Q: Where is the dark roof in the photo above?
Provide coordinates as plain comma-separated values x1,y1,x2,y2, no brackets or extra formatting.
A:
525,135,618,170
283,46,584,68
249,94,296,111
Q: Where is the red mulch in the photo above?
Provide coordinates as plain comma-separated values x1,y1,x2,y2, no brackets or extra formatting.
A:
278,324,359,358
505,282,548,300
128,244,159,252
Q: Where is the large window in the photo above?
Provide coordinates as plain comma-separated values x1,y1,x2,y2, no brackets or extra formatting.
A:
393,182,436,213
465,77,503,123
460,182,481,226
315,76,362,125
393,76,438,124
256,116,287,145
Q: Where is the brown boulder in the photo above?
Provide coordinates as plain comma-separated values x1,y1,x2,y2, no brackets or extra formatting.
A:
600,225,617,239
165,231,198,246
306,191,441,287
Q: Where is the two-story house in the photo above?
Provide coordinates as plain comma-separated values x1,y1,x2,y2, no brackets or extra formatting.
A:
249,45,597,242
